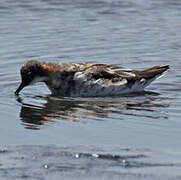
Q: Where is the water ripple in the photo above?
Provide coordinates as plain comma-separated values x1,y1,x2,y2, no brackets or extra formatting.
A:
0,145,180,180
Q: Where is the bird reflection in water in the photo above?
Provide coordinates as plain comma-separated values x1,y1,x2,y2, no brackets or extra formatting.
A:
16,91,169,130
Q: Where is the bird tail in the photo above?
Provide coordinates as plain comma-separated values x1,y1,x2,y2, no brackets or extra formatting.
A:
131,65,170,90
143,65,170,80
134,65,170,80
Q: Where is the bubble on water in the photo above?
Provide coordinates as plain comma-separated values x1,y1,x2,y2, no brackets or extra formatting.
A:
92,153,99,158
0,148,8,153
74,153,80,158
43,164,49,169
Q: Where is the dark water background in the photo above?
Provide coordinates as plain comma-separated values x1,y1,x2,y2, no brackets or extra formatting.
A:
0,0,181,179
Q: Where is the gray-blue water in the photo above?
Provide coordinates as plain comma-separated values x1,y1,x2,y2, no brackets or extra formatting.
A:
0,0,181,179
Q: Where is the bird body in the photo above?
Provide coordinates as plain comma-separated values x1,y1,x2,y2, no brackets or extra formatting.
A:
15,60,169,97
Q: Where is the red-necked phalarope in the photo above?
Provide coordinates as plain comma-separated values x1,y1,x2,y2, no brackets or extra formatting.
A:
15,60,169,97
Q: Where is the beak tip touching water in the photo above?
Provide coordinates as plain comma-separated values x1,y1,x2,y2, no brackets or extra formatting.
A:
14,89,20,96
15,83,25,95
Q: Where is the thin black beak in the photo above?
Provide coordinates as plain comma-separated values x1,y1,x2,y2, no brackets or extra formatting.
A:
15,83,26,95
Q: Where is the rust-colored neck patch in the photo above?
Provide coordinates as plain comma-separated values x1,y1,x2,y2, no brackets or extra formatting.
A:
41,64,60,73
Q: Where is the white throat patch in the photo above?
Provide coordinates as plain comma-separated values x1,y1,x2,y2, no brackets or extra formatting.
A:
30,76,47,85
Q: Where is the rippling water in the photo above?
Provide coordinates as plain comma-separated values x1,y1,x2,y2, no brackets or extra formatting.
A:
0,0,181,179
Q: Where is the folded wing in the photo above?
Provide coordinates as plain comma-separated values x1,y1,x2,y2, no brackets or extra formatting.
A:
72,64,169,96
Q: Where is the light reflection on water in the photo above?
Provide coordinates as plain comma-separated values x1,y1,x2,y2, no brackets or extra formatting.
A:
15,91,169,130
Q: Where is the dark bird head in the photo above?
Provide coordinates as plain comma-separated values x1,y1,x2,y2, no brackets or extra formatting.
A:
15,60,47,95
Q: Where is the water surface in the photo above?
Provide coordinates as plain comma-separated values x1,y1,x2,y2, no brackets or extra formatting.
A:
0,0,181,179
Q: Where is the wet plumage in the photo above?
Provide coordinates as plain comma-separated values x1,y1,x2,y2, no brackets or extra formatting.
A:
15,60,169,97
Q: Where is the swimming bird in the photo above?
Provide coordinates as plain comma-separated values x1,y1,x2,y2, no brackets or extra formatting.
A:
15,60,169,97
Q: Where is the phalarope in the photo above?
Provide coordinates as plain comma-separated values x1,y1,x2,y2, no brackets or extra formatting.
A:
15,60,169,97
